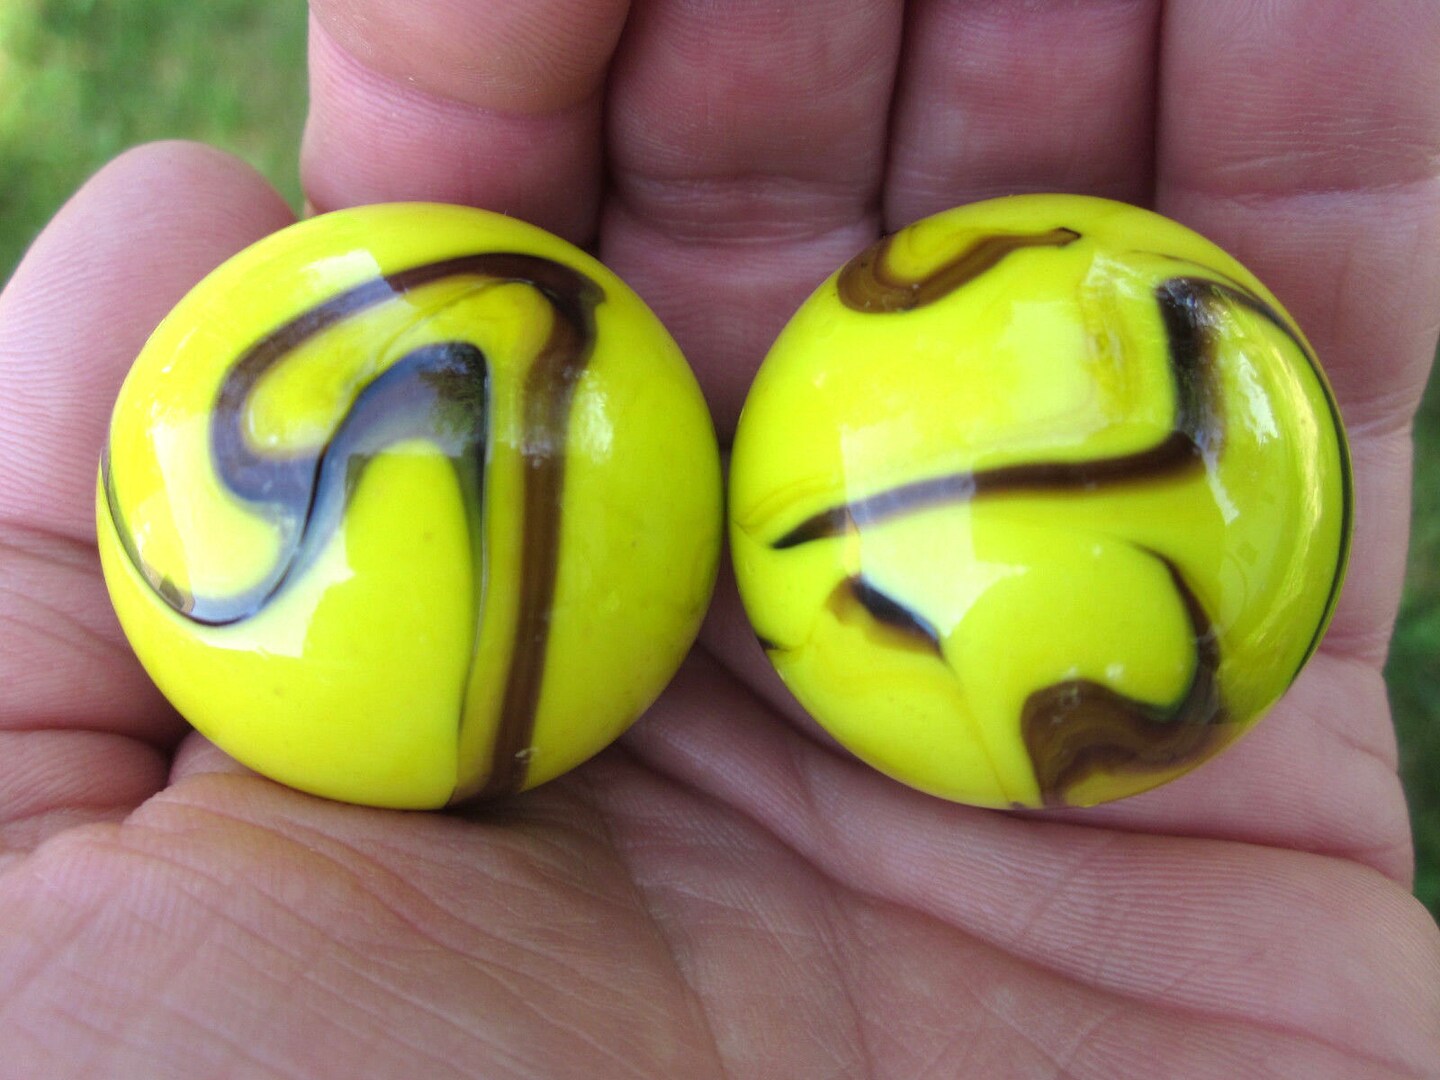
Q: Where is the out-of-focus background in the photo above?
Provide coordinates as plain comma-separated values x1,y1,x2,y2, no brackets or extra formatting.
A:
1,1,1435,914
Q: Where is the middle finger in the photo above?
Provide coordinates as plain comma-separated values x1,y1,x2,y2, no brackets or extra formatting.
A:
601,0,905,436
884,0,1162,228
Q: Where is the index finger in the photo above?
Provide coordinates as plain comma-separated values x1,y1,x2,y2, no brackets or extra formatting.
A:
303,0,631,243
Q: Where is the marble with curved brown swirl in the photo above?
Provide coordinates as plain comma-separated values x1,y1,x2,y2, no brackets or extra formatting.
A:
774,228,1348,805
103,254,604,799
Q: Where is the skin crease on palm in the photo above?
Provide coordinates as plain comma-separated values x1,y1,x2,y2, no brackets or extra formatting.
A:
0,0,1438,1075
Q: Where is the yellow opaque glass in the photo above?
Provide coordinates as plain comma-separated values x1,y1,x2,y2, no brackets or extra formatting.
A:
99,202,722,808
730,194,1351,808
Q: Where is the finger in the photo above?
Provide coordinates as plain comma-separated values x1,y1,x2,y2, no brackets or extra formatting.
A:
1155,0,1440,659
0,527,171,739
0,730,167,874
600,721,1422,1077
622,657,1440,1077
0,141,296,542
304,0,630,243
600,0,904,435
883,0,1162,228
0,142,295,855
168,732,260,787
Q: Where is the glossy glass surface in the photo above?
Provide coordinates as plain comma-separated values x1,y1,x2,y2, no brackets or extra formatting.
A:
99,203,722,808
730,195,1351,808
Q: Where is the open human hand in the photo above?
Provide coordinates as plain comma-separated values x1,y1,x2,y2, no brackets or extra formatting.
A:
2,2,1438,1076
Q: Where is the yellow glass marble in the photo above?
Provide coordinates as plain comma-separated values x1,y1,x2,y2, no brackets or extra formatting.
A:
730,194,1351,808
99,202,721,808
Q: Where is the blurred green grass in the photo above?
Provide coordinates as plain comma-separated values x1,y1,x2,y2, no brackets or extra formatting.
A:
0,0,306,272
1390,370,1440,913
0,0,1436,915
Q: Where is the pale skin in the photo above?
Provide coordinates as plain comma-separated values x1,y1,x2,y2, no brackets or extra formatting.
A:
1,0,1438,1075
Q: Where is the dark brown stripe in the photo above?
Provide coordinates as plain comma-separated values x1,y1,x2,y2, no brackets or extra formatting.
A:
842,576,943,654
1141,251,1352,670
472,296,595,799
1020,556,1226,806
103,253,604,800
1185,276,1354,676
1157,275,1352,678
773,430,1203,548
773,275,1252,549
837,227,1080,313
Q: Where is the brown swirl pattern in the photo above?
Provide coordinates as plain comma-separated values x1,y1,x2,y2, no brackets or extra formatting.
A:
102,254,604,799
774,227,1343,804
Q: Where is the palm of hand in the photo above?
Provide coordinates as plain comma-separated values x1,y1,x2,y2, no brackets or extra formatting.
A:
2,3,1439,1077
